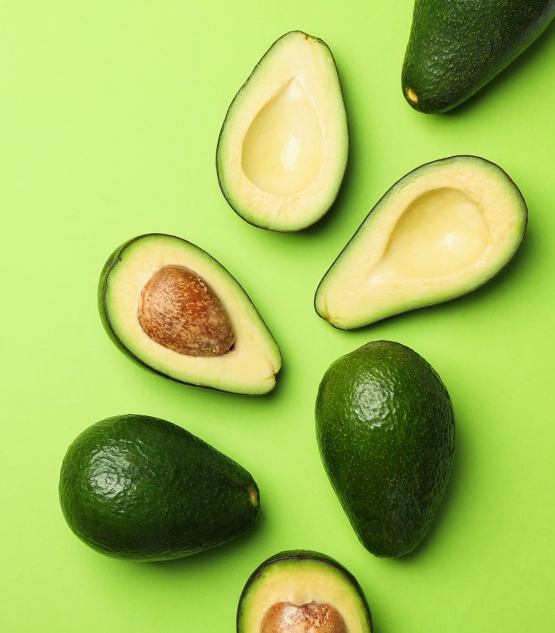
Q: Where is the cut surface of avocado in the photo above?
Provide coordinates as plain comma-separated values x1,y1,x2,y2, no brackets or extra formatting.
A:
237,551,372,633
217,31,348,232
99,233,281,394
315,155,527,329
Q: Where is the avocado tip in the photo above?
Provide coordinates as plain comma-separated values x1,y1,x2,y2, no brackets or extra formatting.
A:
406,87,418,104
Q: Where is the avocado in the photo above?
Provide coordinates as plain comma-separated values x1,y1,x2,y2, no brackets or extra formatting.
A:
237,550,373,632
99,233,281,394
402,0,555,113
315,156,527,329
216,31,348,232
59,414,260,561
315,341,455,558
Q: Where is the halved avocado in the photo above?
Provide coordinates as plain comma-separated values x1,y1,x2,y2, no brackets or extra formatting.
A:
315,156,527,329
99,233,281,394
237,550,373,633
217,31,348,232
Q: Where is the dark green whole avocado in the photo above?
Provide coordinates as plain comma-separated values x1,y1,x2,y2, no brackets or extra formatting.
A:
316,341,455,558
402,0,555,113
237,550,373,632
59,414,260,561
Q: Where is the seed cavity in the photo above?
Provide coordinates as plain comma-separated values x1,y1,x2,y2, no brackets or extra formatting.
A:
138,265,235,357
261,601,347,633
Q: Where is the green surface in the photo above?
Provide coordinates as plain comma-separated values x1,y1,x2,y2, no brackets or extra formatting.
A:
1,1,555,631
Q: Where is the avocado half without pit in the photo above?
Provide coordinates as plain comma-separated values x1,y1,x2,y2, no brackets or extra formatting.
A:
217,31,348,231
237,551,372,632
98,233,281,394
315,155,527,329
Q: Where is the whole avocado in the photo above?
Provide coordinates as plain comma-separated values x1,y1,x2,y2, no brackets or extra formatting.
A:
402,0,555,113
316,341,455,558
59,414,260,561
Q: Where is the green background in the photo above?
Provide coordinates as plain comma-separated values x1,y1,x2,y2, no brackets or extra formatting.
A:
1,1,554,631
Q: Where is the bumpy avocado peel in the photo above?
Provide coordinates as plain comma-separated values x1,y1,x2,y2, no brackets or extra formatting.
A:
403,0,555,112
59,414,260,561
316,341,456,558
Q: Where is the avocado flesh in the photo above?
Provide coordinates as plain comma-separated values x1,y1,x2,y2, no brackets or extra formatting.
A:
217,31,348,231
315,156,527,329
237,551,372,633
59,414,260,561
315,341,456,558
99,233,281,394
402,0,555,113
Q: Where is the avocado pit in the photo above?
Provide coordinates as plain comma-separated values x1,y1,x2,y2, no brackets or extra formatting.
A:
261,601,347,633
138,264,235,357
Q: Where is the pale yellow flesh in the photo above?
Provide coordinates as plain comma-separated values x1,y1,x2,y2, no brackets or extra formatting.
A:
218,31,348,230
319,159,525,328
106,237,281,394
239,561,370,633
377,187,491,280
242,77,324,196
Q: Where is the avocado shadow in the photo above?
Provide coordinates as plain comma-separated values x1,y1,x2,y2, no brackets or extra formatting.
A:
145,507,267,574
441,21,555,118
120,341,289,415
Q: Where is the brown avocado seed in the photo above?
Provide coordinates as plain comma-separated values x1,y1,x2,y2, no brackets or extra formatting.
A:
138,265,235,357
261,601,347,633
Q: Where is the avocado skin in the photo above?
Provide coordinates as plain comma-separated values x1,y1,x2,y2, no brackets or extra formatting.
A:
59,414,259,561
237,550,373,632
98,236,147,370
316,341,455,558
403,0,555,113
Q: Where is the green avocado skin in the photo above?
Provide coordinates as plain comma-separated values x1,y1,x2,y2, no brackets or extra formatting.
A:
59,414,259,561
316,341,455,558
403,0,555,113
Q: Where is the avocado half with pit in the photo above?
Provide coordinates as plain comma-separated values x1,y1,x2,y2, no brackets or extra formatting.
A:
217,31,348,232
99,233,281,394
315,155,527,329
237,550,372,633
